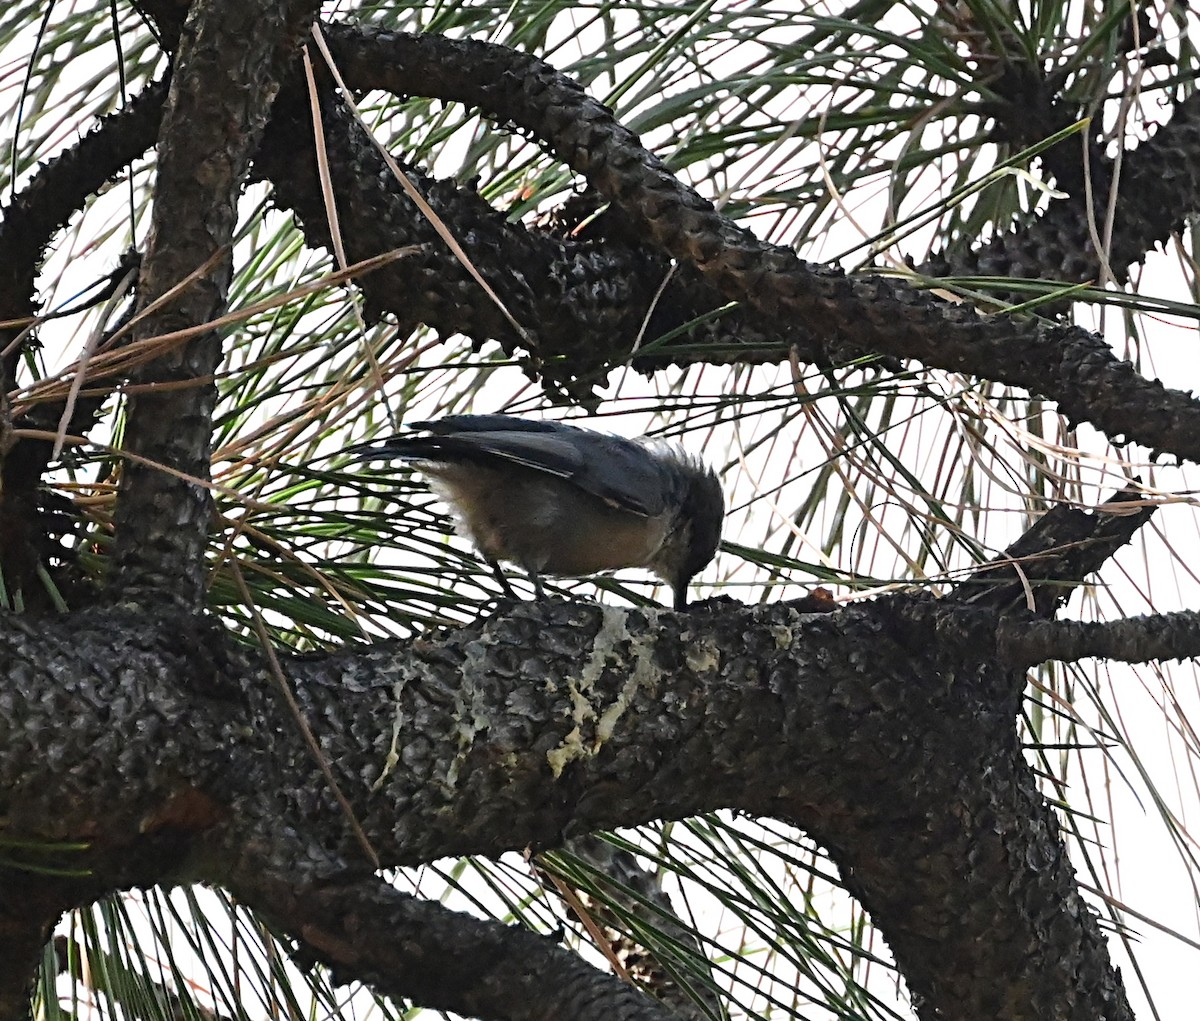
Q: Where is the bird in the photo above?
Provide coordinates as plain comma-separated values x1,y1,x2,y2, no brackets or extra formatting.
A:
348,414,723,609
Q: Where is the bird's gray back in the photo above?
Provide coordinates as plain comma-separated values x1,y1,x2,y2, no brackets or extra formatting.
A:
404,419,675,518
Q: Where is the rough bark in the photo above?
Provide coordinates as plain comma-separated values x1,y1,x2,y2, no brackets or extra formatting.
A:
0,585,1146,1021
1,10,1195,1021
229,853,684,1021
7,30,1200,453
306,27,1200,458
926,88,1200,288
109,0,322,608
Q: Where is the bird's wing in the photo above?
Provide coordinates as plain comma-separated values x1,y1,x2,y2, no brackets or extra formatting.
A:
563,434,673,516
467,430,672,517
361,423,671,518
430,431,587,478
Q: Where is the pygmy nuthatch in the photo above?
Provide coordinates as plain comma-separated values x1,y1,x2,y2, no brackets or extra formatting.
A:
350,414,723,609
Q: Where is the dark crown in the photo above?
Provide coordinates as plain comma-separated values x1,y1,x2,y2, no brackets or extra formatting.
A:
674,456,724,584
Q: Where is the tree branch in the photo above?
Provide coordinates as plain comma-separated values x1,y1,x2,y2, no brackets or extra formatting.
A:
319,26,1200,462
0,87,163,606
0,589,1138,1020
109,0,321,608
0,81,166,387
229,847,681,1021
1002,609,1200,666
952,486,1156,615
253,77,686,401
928,89,1200,288
0,878,66,1021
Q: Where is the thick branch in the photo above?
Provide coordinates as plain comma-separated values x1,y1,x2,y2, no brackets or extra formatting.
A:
253,79,692,400
0,82,167,385
321,26,1200,462
0,878,67,1021
109,0,320,607
930,89,1200,287
9,30,1200,467
0,87,163,605
0,592,1134,1021
229,851,680,1021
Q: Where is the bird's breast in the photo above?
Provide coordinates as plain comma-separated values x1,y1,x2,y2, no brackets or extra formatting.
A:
426,464,671,576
